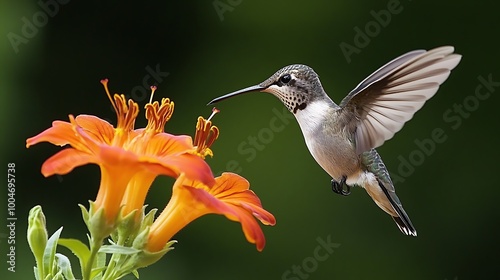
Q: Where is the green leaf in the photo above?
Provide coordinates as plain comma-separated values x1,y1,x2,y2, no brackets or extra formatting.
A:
99,244,140,255
96,251,107,268
115,271,139,280
43,227,63,277
58,238,90,275
33,266,39,280
164,240,177,249
52,268,64,280
55,253,76,280
90,266,107,280
115,208,141,242
142,208,157,229
90,252,107,280
79,204,90,226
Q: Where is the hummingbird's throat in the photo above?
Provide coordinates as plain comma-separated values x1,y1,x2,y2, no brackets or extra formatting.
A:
279,94,307,114
292,102,307,114
263,85,309,114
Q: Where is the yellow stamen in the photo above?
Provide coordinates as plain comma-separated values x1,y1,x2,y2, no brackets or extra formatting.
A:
101,79,118,115
193,109,220,158
114,95,139,132
144,97,175,133
207,107,220,121
148,85,157,104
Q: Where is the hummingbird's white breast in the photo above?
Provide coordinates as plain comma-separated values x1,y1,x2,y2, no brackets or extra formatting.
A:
294,100,331,138
294,100,361,181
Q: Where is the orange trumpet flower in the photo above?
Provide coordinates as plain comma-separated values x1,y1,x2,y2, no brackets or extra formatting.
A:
26,80,215,226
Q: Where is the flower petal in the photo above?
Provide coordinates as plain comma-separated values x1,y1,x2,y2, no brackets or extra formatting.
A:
120,171,157,217
75,115,115,145
94,164,137,223
184,173,275,251
26,120,79,148
98,145,140,166
146,133,194,156
184,186,269,251
159,154,215,186
41,148,96,177
209,172,252,198
230,206,268,251
147,175,211,252
209,174,276,225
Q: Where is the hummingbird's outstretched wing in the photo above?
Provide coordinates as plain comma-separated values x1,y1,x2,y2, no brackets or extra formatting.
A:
339,46,462,154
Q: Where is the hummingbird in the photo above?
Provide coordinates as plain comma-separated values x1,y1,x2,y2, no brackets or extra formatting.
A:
208,46,462,236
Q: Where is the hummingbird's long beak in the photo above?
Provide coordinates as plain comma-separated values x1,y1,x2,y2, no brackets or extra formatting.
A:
207,85,265,105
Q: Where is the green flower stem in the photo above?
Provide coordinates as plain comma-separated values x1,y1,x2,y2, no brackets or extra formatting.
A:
34,252,44,280
103,255,127,279
102,233,127,280
83,237,104,280
101,250,118,279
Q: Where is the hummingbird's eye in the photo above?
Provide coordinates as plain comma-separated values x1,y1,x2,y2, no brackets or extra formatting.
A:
280,74,292,84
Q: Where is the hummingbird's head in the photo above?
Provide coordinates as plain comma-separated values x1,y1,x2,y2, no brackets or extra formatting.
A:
208,64,326,114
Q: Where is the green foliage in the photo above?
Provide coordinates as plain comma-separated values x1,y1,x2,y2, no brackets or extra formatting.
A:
58,238,90,276
26,205,176,280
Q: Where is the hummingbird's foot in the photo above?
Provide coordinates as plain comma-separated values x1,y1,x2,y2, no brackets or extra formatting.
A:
331,176,350,196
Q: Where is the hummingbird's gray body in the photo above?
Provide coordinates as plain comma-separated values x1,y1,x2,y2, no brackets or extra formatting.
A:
209,46,462,236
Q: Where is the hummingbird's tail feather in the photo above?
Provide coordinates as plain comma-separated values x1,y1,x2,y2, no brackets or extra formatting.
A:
362,175,417,236
377,179,417,237
361,149,417,236
392,216,415,236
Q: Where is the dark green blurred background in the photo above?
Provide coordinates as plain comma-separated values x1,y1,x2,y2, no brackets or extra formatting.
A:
1,0,499,279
